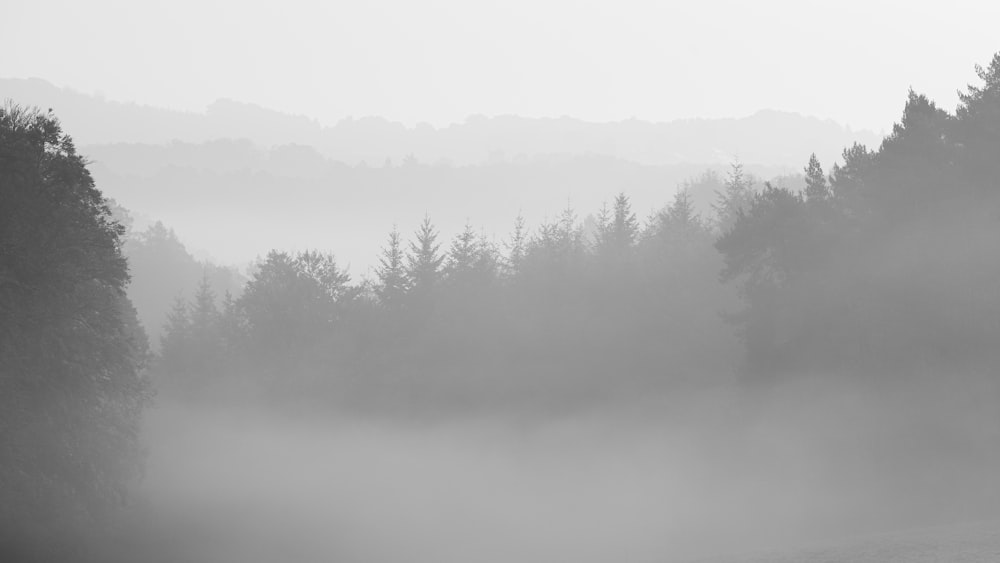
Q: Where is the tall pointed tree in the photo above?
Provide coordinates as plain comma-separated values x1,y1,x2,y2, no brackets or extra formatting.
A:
406,215,444,297
445,222,478,282
160,294,192,374
803,153,830,202
190,274,219,332
596,192,639,253
665,188,704,234
504,213,528,278
713,161,755,233
376,225,408,309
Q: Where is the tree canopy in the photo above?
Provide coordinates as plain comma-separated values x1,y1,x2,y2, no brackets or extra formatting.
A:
0,104,149,556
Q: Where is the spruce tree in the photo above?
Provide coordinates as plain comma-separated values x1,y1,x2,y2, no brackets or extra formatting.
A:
713,161,754,233
504,213,528,278
376,225,408,309
445,222,478,282
406,215,444,299
803,153,830,202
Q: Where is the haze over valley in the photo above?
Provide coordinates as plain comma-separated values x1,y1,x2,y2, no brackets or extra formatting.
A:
4,4,1000,562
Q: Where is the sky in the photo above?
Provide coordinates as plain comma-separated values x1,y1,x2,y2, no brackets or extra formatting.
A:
3,0,998,133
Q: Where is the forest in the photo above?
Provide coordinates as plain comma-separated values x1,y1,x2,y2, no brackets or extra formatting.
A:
2,53,1000,562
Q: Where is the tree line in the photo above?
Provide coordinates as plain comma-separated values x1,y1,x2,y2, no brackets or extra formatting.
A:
153,54,1000,411
157,181,740,411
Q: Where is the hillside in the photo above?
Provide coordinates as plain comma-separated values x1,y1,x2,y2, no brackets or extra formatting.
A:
3,77,879,168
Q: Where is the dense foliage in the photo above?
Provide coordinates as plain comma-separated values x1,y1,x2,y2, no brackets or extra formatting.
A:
0,105,150,556
155,54,1000,413
157,184,739,412
717,54,1000,379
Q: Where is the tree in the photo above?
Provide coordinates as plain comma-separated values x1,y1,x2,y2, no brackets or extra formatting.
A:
239,250,349,354
868,91,955,220
0,104,149,553
803,153,830,202
189,275,223,372
523,204,586,280
954,52,1000,191
406,215,444,297
190,275,220,333
659,187,706,240
123,220,244,349
713,161,755,233
472,231,501,285
504,213,528,278
715,183,809,375
829,142,875,220
160,294,192,374
375,225,408,309
595,192,639,260
445,222,479,282
218,289,244,357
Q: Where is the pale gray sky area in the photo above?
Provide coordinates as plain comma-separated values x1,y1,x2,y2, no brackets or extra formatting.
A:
3,0,998,132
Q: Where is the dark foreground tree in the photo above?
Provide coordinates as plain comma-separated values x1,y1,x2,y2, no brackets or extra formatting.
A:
0,104,150,557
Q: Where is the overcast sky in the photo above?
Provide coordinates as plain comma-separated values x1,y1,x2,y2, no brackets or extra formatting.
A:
3,0,998,133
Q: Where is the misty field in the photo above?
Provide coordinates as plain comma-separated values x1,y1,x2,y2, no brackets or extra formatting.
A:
87,370,1000,563
693,521,1000,563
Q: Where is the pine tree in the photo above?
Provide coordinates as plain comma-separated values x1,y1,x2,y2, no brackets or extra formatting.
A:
713,161,754,233
595,192,639,266
473,231,501,284
829,143,874,213
219,290,243,353
445,222,478,281
190,275,219,332
406,215,444,297
555,203,584,258
376,225,408,308
955,52,1000,190
803,153,830,202
957,52,1000,114
504,213,528,278
666,188,699,228
647,187,706,244
161,295,191,373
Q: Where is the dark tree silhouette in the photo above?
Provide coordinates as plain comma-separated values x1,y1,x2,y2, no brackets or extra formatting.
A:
0,104,149,555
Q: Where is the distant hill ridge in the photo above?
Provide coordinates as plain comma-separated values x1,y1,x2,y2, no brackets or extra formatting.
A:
2,77,879,168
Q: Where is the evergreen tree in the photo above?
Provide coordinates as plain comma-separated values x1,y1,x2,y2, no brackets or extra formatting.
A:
596,192,639,254
445,222,479,282
555,203,585,259
955,53,1000,190
665,188,704,234
803,153,830,202
160,295,192,374
473,231,501,285
713,161,755,233
504,213,528,278
376,225,408,309
829,142,875,219
406,215,444,296
715,183,808,375
190,275,219,332
219,289,244,354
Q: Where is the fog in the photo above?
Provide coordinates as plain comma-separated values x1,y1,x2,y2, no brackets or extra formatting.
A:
5,8,1000,562
103,370,1000,563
